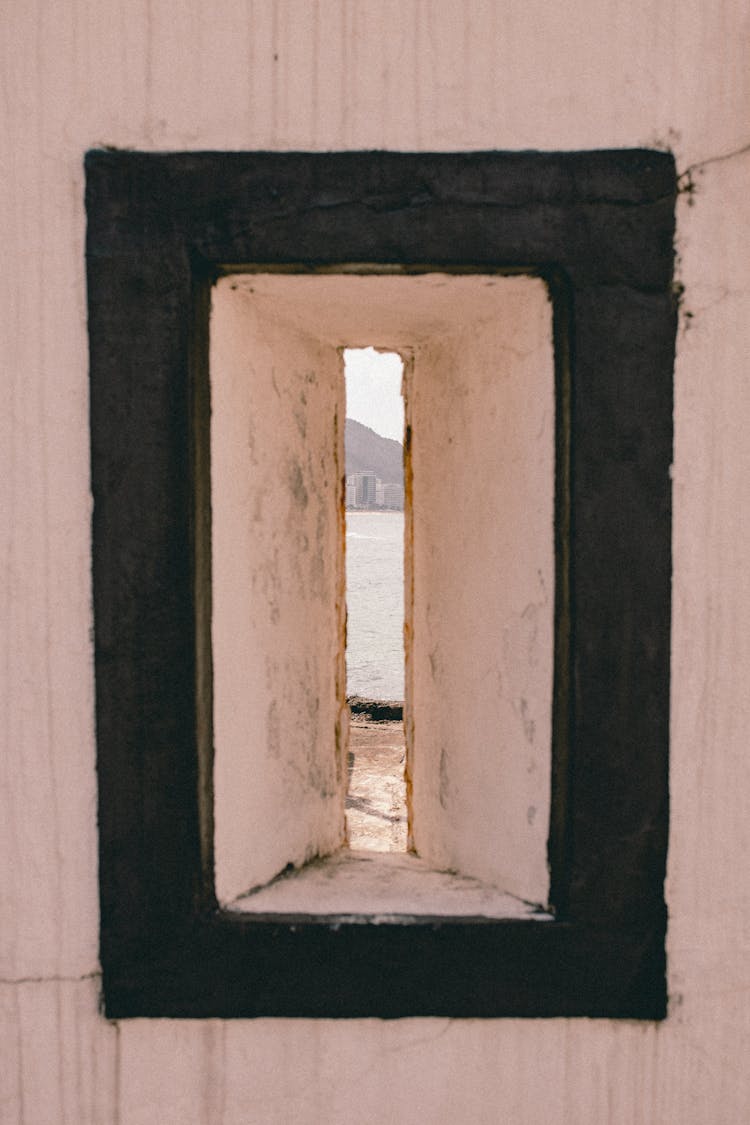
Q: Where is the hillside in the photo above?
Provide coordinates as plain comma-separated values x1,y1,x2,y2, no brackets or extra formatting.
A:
345,418,403,485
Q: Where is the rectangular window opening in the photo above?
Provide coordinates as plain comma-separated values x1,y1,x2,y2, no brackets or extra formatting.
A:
89,149,675,1018
209,273,556,919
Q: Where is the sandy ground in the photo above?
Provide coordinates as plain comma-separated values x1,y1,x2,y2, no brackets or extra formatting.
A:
346,718,407,851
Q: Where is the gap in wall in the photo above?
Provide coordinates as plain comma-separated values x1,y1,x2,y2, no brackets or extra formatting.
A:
210,272,554,917
343,348,408,853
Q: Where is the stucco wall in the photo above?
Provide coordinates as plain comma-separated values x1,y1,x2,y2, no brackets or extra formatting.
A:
211,279,349,904
2,1,749,1121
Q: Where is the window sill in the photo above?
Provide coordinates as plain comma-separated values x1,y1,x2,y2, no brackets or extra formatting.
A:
225,849,553,921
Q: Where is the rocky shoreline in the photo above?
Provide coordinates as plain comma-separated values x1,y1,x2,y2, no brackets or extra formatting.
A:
347,695,403,722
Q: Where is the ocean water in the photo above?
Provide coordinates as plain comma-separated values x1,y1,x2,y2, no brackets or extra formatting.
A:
345,510,404,700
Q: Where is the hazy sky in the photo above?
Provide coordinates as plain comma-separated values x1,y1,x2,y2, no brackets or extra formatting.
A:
344,347,404,442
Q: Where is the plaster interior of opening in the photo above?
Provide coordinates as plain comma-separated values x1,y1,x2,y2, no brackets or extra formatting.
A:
211,273,554,917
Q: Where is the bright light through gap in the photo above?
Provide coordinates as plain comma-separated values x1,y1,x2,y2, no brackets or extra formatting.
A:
344,347,408,853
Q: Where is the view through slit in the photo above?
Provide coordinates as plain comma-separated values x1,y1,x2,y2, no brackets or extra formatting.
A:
344,348,408,852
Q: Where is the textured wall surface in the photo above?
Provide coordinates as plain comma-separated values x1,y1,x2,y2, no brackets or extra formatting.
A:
211,279,348,904
408,277,553,902
2,1,749,1121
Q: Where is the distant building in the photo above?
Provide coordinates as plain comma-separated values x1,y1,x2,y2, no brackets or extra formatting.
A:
345,472,403,510
382,483,404,510
347,470,379,508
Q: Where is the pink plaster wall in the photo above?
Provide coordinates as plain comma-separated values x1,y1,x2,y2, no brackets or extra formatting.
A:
2,2,749,1121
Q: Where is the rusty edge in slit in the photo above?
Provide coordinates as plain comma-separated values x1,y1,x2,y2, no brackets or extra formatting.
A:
334,383,350,850
402,350,416,854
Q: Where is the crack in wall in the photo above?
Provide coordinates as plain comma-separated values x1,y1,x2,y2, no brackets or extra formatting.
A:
678,140,750,200
679,140,750,179
0,970,101,986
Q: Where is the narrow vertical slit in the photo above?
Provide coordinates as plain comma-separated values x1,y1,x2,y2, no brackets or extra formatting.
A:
343,347,408,852
402,351,415,854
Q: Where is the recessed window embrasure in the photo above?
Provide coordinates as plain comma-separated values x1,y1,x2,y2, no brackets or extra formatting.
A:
88,149,674,1018
210,272,554,919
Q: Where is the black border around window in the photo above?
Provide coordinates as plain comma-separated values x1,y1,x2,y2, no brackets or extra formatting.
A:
86,150,675,1018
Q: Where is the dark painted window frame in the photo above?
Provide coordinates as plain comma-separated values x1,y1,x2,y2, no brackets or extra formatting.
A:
86,149,675,1019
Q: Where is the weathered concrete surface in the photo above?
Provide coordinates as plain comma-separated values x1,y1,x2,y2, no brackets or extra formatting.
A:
211,279,348,903
230,848,551,920
346,718,407,852
3,0,750,1120
230,718,553,917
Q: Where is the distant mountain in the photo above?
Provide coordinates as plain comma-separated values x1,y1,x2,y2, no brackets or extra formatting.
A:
345,418,403,485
